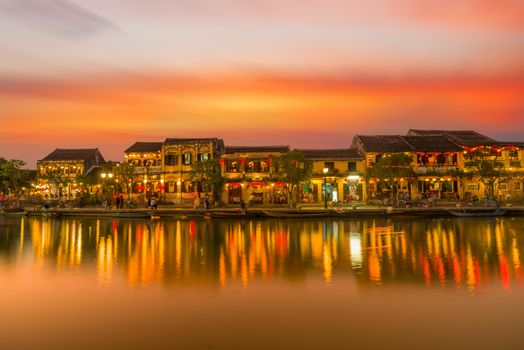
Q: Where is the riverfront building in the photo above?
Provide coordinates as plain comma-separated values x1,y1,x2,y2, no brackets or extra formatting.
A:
35,129,524,205
296,148,365,203
162,138,225,203
220,145,290,205
36,148,106,198
124,142,163,199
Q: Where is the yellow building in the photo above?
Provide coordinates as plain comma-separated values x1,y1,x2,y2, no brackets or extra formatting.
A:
124,142,163,199
296,149,365,203
408,130,524,202
37,148,105,199
162,138,225,203
220,146,290,205
352,134,464,202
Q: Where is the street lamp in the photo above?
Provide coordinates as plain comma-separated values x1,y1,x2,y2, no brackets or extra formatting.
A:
100,172,114,208
323,167,329,209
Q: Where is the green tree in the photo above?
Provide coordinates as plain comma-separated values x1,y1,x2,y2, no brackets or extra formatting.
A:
189,159,224,204
115,162,135,194
0,158,29,205
272,151,313,207
367,153,415,202
467,160,505,199
40,167,71,199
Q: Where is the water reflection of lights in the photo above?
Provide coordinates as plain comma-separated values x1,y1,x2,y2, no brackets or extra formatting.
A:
3,218,524,291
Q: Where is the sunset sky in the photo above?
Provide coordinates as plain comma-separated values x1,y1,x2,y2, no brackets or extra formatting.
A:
1,0,523,167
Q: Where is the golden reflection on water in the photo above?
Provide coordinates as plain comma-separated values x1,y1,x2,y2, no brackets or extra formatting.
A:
1,217,524,290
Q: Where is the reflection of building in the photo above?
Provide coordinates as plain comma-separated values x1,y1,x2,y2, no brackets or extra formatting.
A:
124,142,163,199
37,148,105,198
4,217,524,290
220,146,290,204
296,149,365,203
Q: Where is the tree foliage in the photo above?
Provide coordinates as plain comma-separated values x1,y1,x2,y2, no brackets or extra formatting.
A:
467,160,505,198
40,167,71,198
367,153,415,200
115,162,135,194
272,152,313,207
0,158,29,198
189,159,224,202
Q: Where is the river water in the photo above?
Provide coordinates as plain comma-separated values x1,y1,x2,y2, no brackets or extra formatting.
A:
0,216,523,349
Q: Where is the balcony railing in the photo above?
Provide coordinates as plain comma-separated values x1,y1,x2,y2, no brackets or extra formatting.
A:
149,166,162,173
417,165,458,175
133,166,162,174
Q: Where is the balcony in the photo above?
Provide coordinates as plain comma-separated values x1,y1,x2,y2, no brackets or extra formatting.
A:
133,166,162,174
149,166,162,174
417,165,459,175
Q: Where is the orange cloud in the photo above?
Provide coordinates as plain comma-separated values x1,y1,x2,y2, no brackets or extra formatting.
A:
1,69,523,166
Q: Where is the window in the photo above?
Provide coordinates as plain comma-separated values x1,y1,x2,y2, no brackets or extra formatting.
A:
509,150,519,160
324,162,335,172
165,154,177,166
499,183,508,191
198,153,210,161
183,153,192,165
226,160,240,173
514,182,522,191
247,161,256,173
182,181,194,193
347,162,357,172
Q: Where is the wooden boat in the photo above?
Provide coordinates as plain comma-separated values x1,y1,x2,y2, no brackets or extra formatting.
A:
0,208,27,216
204,211,260,219
40,211,60,218
448,208,507,217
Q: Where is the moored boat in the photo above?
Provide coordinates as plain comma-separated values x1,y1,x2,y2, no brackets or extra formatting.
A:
448,208,507,217
204,211,261,219
0,208,27,216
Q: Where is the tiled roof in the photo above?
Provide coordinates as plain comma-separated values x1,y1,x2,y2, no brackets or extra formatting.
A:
124,142,163,153
401,135,462,152
225,145,290,154
495,141,524,148
295,148,363,160
354,135,414,152
165,137,223,143
407,129,496,145
41,149,101,161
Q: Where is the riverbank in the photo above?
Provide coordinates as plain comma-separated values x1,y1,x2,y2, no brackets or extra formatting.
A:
6,205,523,219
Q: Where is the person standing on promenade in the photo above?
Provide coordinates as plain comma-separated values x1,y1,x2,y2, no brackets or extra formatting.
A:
204,194,210,210
240,199,246,214
151,198,158,211
194,196,200,211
